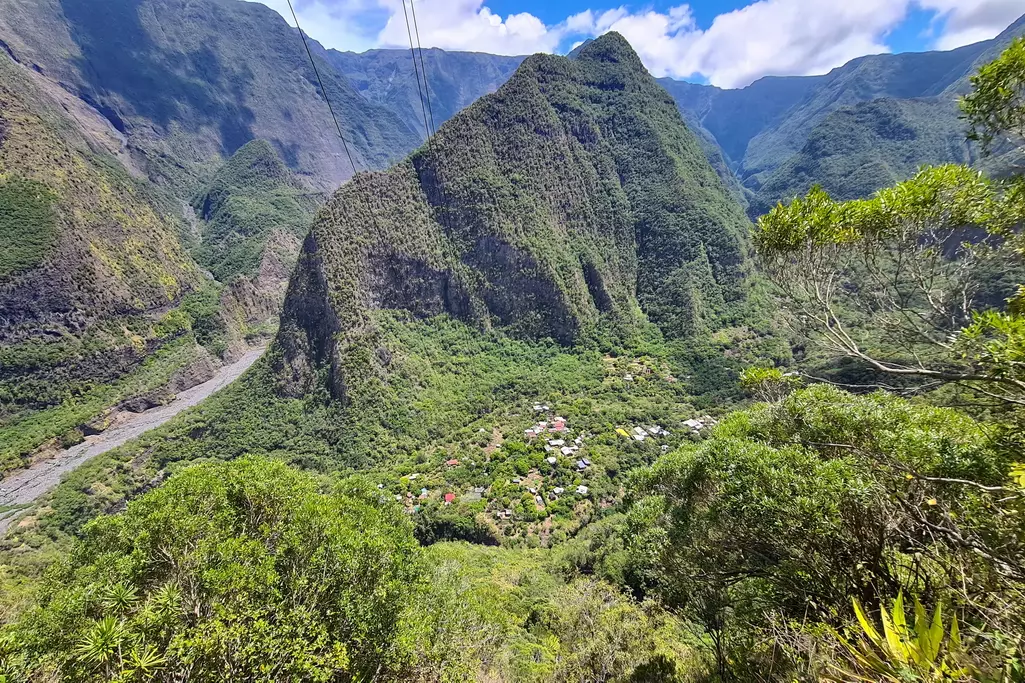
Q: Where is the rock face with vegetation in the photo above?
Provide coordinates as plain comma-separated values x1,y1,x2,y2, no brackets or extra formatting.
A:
277,33,753,400
328,48,526,139
191,139,317,329
0,54,210,471
0,0,419,192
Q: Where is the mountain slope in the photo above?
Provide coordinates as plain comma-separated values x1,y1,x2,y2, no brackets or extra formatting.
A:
0,0,419,192
661,13,1024,212
0,52,215,470
276,33,753,401
748,97,973,215
192,139,315,284
327,48,526,139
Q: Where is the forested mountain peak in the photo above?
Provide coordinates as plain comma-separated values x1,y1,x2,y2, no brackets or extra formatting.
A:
276,31,753,401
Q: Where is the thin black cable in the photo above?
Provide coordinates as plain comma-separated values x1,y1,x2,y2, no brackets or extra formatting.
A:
408,0,438,138
285,0,379,223
400,0,433,144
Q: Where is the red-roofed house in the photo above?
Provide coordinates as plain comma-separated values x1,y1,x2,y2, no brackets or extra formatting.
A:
444,492,456,504
445,459,460,466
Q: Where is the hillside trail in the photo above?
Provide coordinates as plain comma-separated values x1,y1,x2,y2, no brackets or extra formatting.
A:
0,346,266,535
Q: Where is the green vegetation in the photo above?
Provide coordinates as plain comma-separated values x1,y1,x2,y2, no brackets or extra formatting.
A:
4,14,1025,683
0,177,57,278
192,140,315,283
279,32,760,405
964,37,1025,151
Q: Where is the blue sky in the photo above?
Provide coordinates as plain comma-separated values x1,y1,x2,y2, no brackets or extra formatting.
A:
253,0,1024,88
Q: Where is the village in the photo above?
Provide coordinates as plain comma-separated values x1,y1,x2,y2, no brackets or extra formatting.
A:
376,382,719,545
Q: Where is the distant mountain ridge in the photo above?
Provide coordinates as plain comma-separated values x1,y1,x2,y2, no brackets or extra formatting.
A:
661,12,1025,212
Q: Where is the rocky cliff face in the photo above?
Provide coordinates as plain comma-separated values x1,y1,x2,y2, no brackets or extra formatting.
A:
0,55,199,340
0,0,419,193
276,33,752,401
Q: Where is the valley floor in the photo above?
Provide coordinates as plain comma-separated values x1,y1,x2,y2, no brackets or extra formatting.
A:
0,345,265,535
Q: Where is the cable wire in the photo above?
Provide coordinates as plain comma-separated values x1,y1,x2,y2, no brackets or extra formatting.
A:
285,0,379,223
408,0,438,138
400,0,433,144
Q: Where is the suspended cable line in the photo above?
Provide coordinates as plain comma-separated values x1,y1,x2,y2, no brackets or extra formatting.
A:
400,0,433,144
285,0,380,226
408,0,438,138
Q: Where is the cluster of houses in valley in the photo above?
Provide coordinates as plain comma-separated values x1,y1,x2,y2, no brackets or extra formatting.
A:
376,400,721,526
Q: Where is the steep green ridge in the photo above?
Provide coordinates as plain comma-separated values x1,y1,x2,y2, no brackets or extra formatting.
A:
192,139,316,283
0,53,215,470
0,0,419,192
277,33,754,401
748,97,973,216
327,47,526,139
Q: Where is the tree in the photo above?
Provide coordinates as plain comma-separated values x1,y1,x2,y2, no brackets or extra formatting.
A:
963,37,1025,153
756,37,1025,405
756,165,1025,398
2,457,427,682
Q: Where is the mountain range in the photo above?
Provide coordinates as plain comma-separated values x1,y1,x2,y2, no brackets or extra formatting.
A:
0,0,1022,471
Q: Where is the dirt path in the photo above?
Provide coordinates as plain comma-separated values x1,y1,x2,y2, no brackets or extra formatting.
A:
0,346,266,535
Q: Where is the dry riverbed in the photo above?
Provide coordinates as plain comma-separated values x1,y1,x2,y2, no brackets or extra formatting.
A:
0,346,265,535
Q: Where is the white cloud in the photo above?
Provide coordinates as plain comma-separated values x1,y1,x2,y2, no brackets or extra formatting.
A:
917,0,1024,50
244,0,383,52
376,0,559,55
250,0,1025,88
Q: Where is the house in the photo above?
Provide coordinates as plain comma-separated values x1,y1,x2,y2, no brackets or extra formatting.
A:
548,439,565,447
512,477,522,484
576,460,588,470
562,446,575,456
683,419,704,431
446,458,460,466
408,473,419,480
462,491,482,503
574,437,582,445
576,485,589,495
633,434,646,442
662,444,670,452
616,428,631,438
632,427,647,436
474,487,486,494
623,374,634,382
546,456,557,465
528,487,537,494
582,458,591,466
535,495,544,505
444,493,456,504
553,487,565,494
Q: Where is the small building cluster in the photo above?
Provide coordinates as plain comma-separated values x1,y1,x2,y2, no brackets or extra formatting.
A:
625,425,670,442
682,416,717,434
